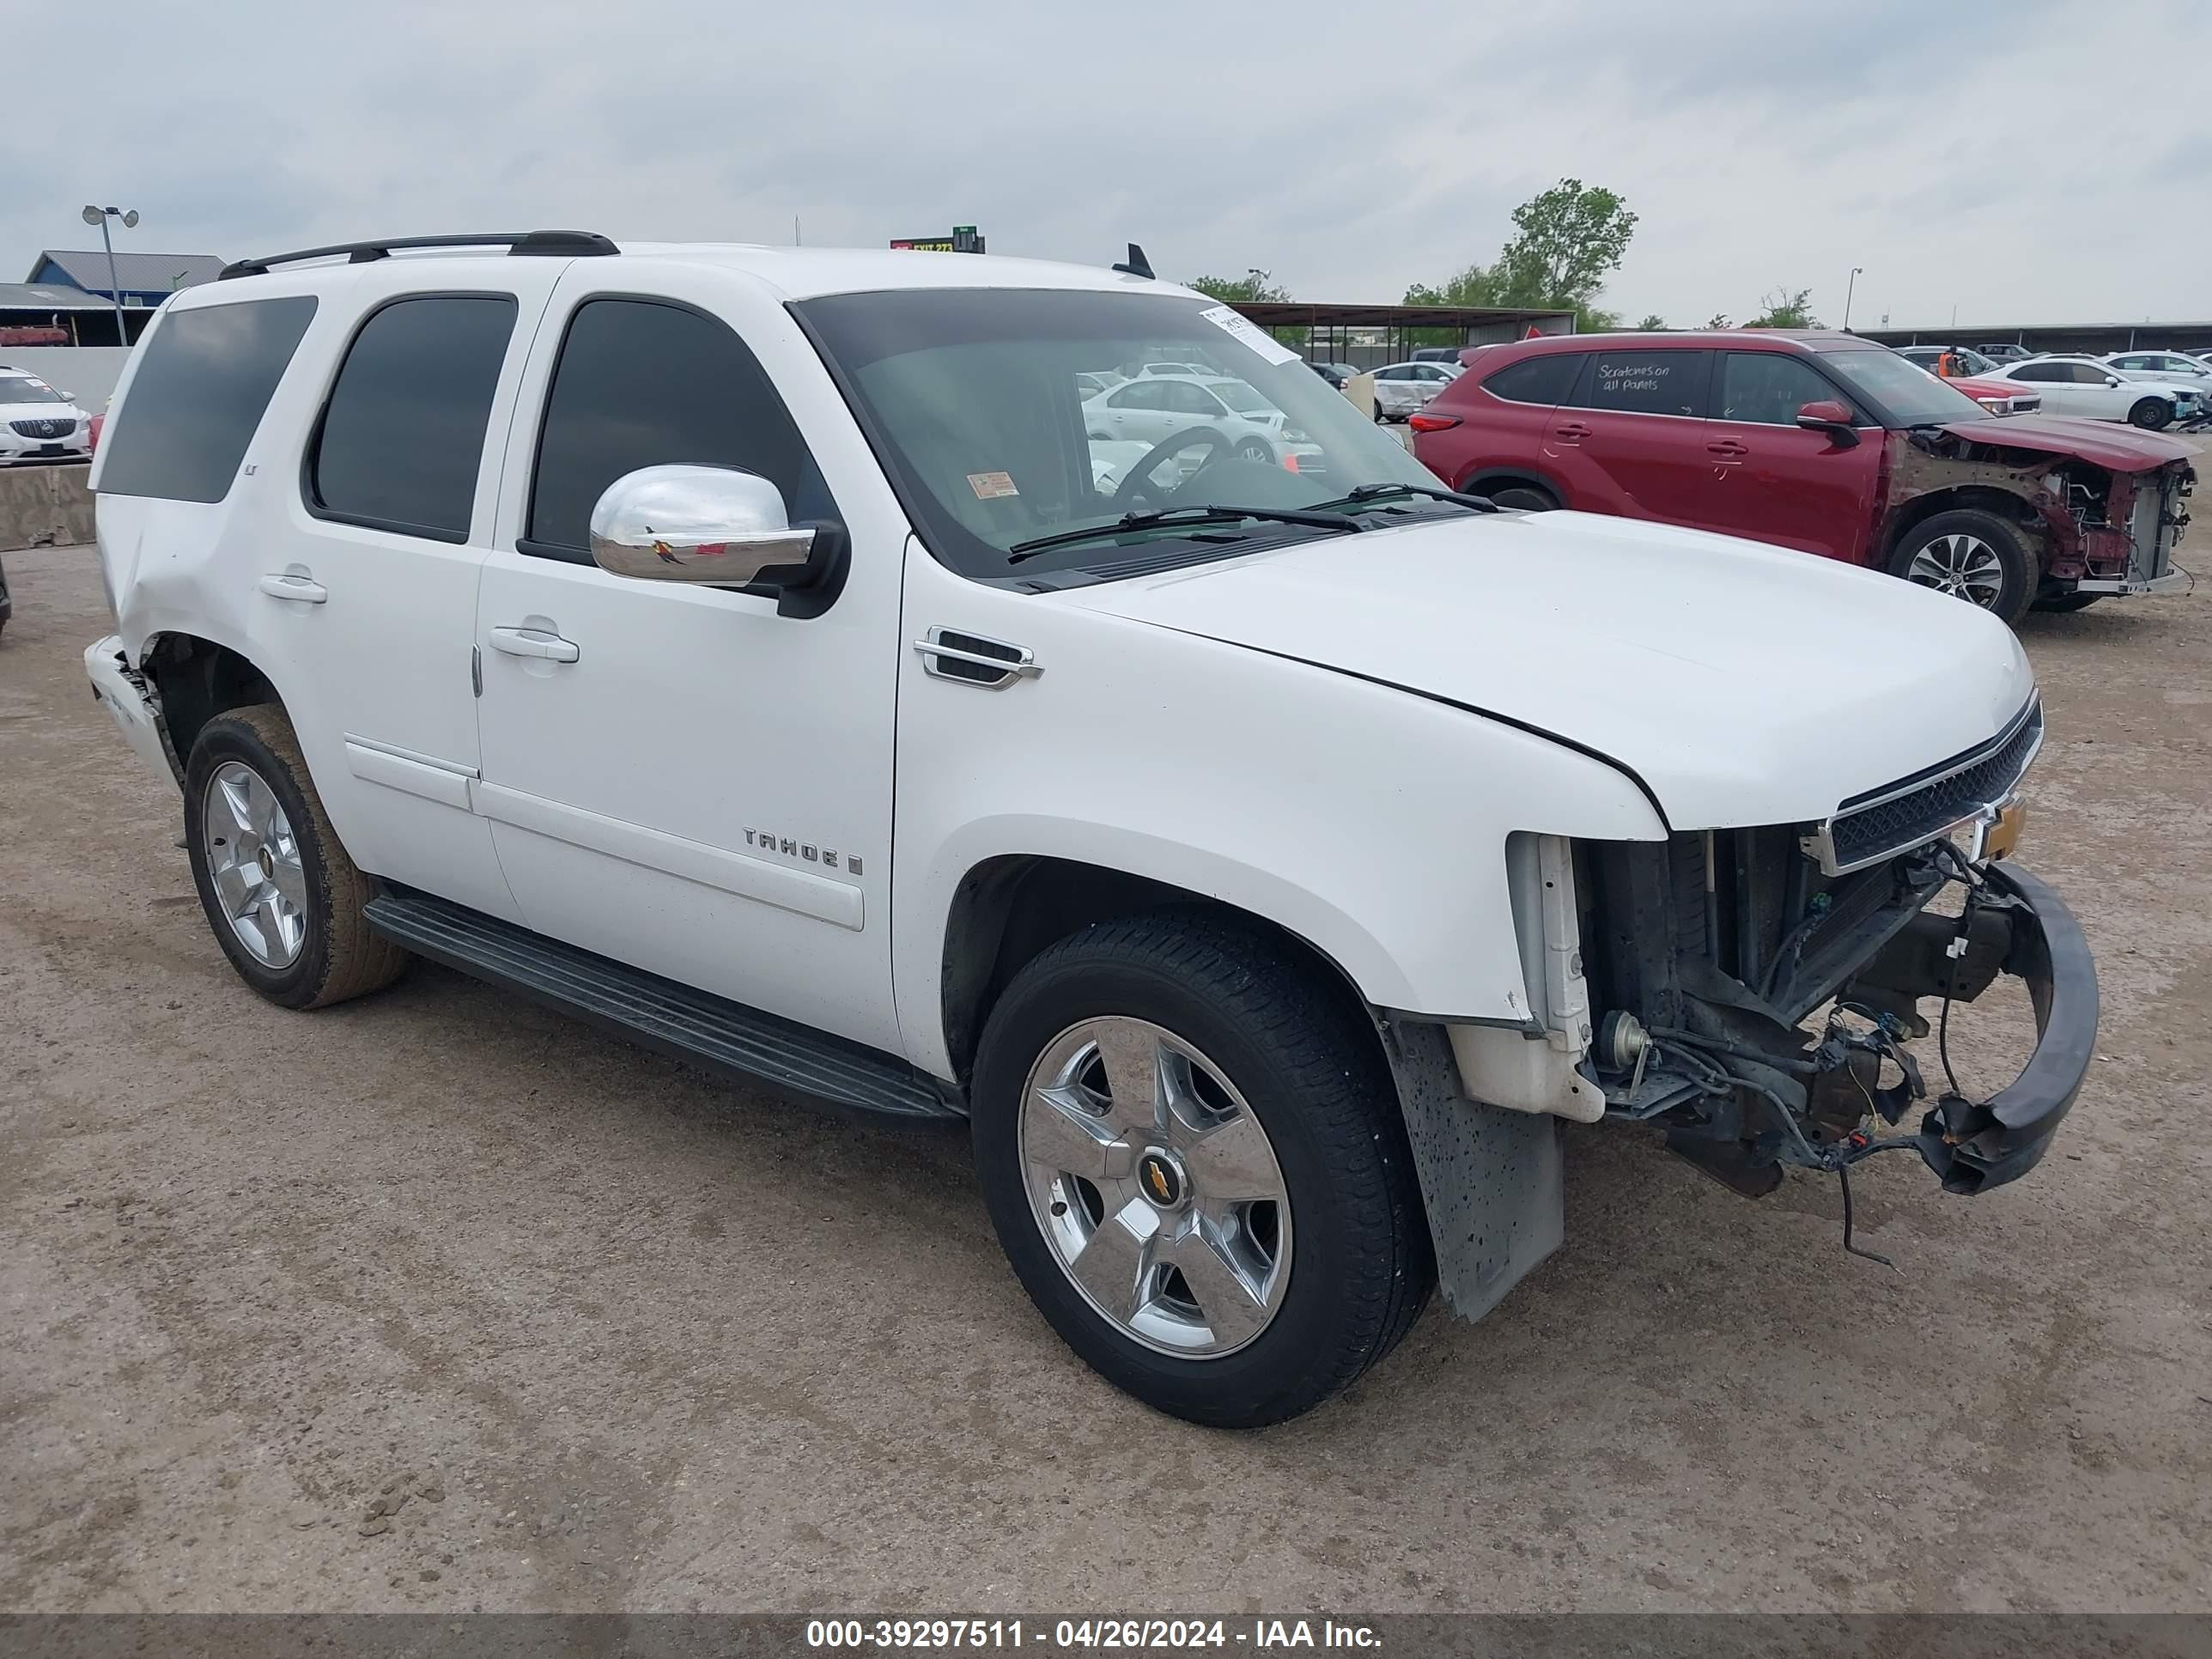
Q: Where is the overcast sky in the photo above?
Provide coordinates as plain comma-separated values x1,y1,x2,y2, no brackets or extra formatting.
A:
10,0,2209,330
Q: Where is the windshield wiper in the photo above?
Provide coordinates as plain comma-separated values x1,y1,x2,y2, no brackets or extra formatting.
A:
1303,481,1501,514
1006,504,1366,564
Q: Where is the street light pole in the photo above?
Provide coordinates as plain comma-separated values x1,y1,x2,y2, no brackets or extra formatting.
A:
1843,266,1863,331
81,204,140,345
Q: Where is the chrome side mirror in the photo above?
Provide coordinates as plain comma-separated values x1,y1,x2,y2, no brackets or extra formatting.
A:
588,465,816,587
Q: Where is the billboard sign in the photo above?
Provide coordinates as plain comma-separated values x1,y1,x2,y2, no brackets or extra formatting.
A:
890,226,985,254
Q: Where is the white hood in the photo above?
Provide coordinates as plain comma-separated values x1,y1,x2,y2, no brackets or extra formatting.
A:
1051,508,2037,830
0,392,83,423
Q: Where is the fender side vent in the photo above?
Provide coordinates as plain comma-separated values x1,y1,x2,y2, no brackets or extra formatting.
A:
913,628,1039,689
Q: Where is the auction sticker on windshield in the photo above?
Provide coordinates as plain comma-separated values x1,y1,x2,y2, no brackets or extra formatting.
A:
1198,305,1301,367
968,471,1019,499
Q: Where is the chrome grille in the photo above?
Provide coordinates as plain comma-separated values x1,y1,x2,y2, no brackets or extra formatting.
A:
1808,698,2043,875
9,417,75,440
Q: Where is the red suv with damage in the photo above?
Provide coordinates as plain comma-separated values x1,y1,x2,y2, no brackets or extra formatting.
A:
1412,331,2195,623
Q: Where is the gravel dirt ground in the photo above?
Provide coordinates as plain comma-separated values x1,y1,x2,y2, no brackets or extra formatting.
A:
3,540,2209,1615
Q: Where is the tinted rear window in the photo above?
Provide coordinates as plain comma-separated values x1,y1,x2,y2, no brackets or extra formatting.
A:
307,295,517,543
96,296,318,503
1567,350,1708,416
1481,354,1582,406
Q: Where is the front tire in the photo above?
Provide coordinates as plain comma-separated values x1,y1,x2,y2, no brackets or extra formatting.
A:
2129,398,2172,430
1888,509,2035,625
183,704,410,1009
971,911,1433,1428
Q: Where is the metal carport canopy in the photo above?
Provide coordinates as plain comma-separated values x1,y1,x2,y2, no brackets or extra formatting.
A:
1228,301,1577,359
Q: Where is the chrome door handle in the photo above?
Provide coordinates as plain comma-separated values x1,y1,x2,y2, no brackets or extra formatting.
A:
488,625,580,664
913,629,1039,689
258,571,327,604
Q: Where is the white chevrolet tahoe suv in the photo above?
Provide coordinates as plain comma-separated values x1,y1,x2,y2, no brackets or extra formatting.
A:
84,232,2098,1427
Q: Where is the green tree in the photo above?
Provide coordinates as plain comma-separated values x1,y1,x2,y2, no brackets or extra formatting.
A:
1187,268,1291,304
1403,179,1638,339
1492,179,1639,315
1703,313,1734,330
1186,268,1306,346
1404,264,1505,311
1401,264,1504,343
1636,313,1668,331
1745,286,1820,329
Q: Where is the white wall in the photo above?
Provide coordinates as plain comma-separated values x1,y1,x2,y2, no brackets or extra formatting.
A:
0,347,133,409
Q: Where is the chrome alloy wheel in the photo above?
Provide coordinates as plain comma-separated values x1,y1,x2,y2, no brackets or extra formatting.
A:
1905,532,2006,607
1019,1017,1291,1358
201,760,307,969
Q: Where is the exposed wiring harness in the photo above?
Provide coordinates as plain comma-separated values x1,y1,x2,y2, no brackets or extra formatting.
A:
1928,839,1994,1103
1645,839,2011,1273
1658,1028,1922,1270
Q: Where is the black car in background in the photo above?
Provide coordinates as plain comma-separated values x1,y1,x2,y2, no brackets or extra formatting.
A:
1306,360,1359,388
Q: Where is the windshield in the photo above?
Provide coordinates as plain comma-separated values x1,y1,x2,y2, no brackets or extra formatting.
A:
796,288,1441,580
0,376,69,406
1825,349,1992,426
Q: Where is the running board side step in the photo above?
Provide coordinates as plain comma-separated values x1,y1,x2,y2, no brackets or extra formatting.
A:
363,885,964,1122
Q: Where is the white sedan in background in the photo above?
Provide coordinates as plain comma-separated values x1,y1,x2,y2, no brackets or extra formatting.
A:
1979,356,2204,428
1370,361,1462,422
2105,349,2212,381
0,369,94,464
1082,374,1291,460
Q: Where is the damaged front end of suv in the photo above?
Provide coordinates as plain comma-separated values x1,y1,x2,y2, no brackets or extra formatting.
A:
1559,695,2094,1232
1888,422,2195,604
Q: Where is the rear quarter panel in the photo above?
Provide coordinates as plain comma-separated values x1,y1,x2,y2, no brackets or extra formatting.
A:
1412,373,1573,498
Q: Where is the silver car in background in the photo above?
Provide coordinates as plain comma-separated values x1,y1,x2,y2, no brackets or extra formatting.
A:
1370,361,1462,423
0,369,94,465
1082,373,1293,459
2105,349,2212,382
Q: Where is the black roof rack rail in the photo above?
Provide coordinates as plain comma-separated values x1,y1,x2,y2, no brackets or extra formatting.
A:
219,230,618,281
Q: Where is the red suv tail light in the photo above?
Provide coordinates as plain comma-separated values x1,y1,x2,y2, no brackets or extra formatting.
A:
1407,411,1461,433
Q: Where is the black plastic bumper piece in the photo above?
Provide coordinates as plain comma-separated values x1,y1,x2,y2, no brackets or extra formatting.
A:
364,884,965,1123
1911,863,2098,1195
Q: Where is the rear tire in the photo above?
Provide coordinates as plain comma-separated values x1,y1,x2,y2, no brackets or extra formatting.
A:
183,704,410,1010
2129,398,2172,430
1887,509,2035,626
970,911,1433,1428
1486,484,1559,512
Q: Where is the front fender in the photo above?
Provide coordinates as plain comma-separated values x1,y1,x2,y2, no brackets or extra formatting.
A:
890,544,1668,1079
